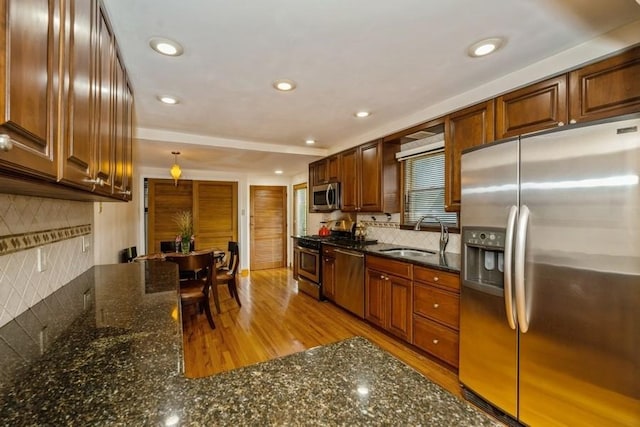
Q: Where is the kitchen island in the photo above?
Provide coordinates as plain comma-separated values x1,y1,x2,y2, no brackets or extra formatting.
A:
0,262,498,425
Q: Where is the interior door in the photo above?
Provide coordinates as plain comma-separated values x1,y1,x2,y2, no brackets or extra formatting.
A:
250,186,287,270
193,181,238,251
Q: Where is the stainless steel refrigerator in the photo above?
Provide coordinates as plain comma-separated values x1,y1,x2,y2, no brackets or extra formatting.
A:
459,115,640,426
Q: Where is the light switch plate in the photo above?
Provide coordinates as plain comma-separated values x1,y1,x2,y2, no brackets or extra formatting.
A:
37,247,47,272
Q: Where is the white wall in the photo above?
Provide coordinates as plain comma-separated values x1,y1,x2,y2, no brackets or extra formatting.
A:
93,198,139,265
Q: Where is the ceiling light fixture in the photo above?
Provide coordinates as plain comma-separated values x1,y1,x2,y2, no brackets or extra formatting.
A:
305,139,315,145
273,79,297,91
149,37,184,56
158,95,179,105
355,111,370,118
170,151,182,186
274,170,283,175
468,37,504,58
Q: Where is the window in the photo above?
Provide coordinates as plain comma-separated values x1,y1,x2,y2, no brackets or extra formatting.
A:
293,183,307,236
403,150,457,227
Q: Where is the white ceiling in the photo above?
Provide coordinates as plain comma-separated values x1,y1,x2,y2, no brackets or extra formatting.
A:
102,0,640,177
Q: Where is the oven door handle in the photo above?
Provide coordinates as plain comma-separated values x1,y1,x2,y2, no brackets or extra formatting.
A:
296,246,319,255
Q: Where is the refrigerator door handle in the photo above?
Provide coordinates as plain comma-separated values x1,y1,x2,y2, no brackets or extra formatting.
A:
515,204,530,333
504,205,518,330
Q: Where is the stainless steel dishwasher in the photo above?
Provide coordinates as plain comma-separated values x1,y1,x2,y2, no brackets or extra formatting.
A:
334,248,365,318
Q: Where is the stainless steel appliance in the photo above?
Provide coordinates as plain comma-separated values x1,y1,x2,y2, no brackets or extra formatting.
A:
334,248,365,318
294,238,322,299
459,115,640,427
312,182,340,211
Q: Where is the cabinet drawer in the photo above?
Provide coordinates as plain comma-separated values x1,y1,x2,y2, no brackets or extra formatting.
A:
413,316,459,367
322,245,335,256
413,266,459,292
414,284,459,330
366,255,411,279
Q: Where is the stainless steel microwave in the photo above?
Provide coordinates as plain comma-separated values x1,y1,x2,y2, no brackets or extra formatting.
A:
312,182,340,211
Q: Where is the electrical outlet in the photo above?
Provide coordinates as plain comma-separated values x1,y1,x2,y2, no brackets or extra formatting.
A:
37,247,47,272
82,236,91,253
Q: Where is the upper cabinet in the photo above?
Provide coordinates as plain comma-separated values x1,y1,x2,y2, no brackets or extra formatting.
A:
0,0,61,179
495,75,568,139
340,139,400,213
310,155,340,187
0,0,134,201
569,44,640,123
444,100,495,212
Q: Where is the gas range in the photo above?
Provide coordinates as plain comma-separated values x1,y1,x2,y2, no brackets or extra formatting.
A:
297,233,377,250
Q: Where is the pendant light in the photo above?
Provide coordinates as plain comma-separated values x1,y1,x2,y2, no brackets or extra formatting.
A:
170,151,182,186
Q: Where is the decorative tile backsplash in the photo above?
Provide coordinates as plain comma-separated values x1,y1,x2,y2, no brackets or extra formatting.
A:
0,195,93,329
307,212,461,254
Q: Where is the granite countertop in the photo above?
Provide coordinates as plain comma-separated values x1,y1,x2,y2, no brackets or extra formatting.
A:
324,241,461,273
0,262,497,425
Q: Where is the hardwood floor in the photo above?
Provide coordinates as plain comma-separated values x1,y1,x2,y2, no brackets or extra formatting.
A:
182,268,461,397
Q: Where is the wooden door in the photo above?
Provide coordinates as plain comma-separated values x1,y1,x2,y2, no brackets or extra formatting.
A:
359,140,382,212
365,268,386,328
569,44,640,123
147,179,193,253
387,275,413,342
340,147,358,212
60,0,95,189
193,181,238,251
250,186,287,270
445,100,495,212
0,0,61,179
496,75,568,139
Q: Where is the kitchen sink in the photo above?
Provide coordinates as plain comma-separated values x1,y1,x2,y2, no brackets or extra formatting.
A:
379,248,436,257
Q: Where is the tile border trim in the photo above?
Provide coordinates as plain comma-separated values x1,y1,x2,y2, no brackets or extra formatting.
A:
0,224,92,256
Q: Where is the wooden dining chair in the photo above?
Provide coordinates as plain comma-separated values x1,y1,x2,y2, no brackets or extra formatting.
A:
165,252,216,329
214,242,241,313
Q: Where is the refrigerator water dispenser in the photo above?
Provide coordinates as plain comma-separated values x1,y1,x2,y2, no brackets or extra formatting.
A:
462,227,506,295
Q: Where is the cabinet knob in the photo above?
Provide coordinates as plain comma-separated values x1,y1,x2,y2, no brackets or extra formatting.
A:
380,275,385,279
433,303,439,309
570,119,577,124
558,121,565,126
433,276,439,282
432,339,439,344
0,134,13,152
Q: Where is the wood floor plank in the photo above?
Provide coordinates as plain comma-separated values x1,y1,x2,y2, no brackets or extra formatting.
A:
182,268,461,397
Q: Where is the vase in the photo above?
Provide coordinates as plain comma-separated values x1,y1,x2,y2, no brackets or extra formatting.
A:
181,236,191,254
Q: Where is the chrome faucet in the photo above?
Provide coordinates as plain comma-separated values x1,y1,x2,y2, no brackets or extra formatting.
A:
414,215,449,255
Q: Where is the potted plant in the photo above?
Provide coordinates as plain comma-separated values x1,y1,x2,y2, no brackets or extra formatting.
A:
173,210,194,254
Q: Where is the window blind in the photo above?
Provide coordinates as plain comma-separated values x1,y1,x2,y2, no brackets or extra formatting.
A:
403,150,457,226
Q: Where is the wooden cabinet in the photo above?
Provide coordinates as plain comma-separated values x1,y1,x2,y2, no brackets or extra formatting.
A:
365,256,412,341
569,44,640,123
496,75,568,139
340,140,400,213
308,155,340,212
0,0,62,179
321,245,336,301
0,0,134,201
412,265,460,368
444,100,495,212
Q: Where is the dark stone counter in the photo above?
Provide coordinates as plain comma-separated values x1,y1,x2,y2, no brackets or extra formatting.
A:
0,262,498,425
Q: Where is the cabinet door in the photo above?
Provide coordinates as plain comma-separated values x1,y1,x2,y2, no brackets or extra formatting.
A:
365,268,386,328
340,147,359,212
59,0,95,189
322,255,336,301
112,54,127,197
123,81,134,200
93,7,114,195
496,75,568,139
413,315,459,367
387,274,412,342
326,155,340,182
0,0,61,179
569,45,640,123
414,283,459,330
359,141,383,212
445,100,495,212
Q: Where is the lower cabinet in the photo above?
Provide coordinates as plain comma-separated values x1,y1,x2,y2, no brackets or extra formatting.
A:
412,266,460,368
365,256,412,342
321,245,336,301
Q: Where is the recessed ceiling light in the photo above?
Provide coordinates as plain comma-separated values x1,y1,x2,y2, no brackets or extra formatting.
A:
149,37,184,56
468,37,504,58
355,111,370,118
157,95,179,105
273,79,297,91
305,139,315,145
274,170,283,175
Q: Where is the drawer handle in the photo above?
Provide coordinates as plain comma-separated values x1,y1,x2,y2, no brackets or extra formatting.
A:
433,303,439,309
433,276,439,282
432,339,439,344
